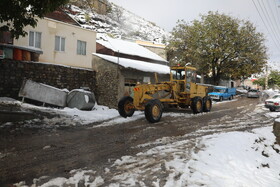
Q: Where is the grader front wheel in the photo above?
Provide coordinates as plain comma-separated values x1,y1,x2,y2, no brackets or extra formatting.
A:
145,99,163,123
191,97,203,114
118,96,135,118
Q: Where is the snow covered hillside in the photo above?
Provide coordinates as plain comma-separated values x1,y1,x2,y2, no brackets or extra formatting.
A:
64,3,170,43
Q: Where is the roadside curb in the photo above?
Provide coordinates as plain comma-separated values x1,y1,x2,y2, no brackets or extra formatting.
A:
0,110,36,123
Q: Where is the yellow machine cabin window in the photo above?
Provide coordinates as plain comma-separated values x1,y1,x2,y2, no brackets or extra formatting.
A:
186,69,196,83
171,69,185,80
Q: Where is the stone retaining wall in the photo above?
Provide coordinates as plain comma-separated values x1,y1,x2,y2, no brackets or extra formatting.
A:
0,59,97,102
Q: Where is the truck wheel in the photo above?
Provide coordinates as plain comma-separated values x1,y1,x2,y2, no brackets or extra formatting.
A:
118,96,135,118
145,99,163,123
229,95,233,100
203,96,212,112
219,97,223,102
191,97,203,114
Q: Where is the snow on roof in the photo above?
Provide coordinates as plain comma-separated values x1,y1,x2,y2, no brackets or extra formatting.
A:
97,35,167,62
93,53,170,74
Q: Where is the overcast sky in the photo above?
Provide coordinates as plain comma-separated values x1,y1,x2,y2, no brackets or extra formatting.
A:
110,0,280,64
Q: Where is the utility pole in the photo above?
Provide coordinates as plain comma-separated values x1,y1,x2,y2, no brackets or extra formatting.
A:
265,65,268,90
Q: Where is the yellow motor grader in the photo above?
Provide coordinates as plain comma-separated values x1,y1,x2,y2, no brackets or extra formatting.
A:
118,66,212,123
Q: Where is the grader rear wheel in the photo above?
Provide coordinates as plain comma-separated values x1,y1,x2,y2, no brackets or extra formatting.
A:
118,96,135,118
203,96,212,112
145,99,163,123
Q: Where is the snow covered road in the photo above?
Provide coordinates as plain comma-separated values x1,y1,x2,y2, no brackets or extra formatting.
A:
1,96,280,187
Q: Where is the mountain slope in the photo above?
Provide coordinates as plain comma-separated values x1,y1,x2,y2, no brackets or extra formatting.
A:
64,3,170,44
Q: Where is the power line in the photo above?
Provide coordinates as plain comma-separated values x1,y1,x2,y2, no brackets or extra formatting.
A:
273,0,280,26
252,0,280,51
259,0,280,43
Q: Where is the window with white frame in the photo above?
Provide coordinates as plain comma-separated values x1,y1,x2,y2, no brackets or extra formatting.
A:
55,36,65,52
77,40,86,55
29,31,41,48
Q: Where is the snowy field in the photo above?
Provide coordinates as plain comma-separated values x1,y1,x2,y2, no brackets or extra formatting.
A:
3,95,279,187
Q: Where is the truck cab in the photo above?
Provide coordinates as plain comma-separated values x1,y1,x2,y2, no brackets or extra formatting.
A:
208,86,236,101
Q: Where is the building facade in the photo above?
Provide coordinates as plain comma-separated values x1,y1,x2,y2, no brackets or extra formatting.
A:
13,17,96,69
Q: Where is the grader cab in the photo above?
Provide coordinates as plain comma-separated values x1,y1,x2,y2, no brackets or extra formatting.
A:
118,66,212,123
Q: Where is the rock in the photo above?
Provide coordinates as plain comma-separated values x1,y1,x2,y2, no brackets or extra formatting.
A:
77,179,85,187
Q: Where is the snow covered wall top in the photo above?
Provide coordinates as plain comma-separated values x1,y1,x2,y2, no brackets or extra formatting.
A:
93,53,170,74
97,36,167,62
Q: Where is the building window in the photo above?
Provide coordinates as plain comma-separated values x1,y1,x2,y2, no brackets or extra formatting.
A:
77,40,86,55
55,36,65,52
29,31,41,48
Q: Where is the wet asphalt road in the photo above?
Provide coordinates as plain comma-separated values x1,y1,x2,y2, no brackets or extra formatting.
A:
0,96,272,185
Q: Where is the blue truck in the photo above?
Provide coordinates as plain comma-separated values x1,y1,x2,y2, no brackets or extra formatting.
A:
208,86,236,101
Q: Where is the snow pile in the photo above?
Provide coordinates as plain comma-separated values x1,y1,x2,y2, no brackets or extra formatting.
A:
0,97,122,126
236,89,248,93
64,4,170,43
14,169,104,187
182,127,280,186
263,89,279,98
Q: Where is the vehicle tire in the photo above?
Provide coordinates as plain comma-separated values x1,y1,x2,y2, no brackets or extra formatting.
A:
219,97,223,102
229,95,233,100
270,108,276,112
118,96,135,118
145,99,163,123
203,96,212,112
191,96,203,114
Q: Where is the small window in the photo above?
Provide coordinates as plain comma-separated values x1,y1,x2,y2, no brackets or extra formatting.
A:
29,31,41,48
77,40,86,55
55,36,65,52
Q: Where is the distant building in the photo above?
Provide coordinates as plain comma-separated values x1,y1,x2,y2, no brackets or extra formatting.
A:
135,40,167,60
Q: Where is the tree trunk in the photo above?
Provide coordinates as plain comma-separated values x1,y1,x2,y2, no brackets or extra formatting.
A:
200,73,204,84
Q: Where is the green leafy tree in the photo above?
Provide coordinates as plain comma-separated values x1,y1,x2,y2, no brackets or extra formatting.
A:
166,11,267,85
253,77,265,87
0,0,69,39
253,71,280,88
268,71,280,87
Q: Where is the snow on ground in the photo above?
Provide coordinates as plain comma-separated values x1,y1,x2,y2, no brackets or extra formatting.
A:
0,96,231,128
15,116,280,187
183,127,280,187
11,95,280,187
